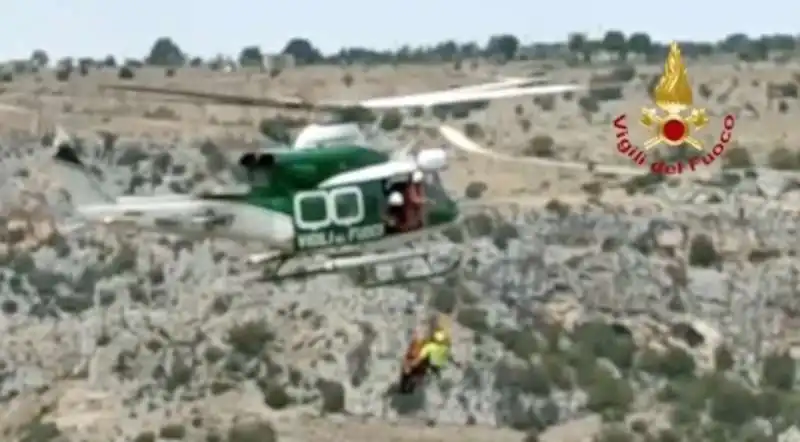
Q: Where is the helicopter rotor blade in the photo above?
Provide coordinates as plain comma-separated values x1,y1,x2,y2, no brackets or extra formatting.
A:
99,83,326,111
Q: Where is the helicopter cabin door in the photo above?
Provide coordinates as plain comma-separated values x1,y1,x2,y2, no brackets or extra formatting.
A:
382,174,425,235
291,180,388,251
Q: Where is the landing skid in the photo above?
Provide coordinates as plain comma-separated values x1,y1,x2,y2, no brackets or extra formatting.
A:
253,248,461,287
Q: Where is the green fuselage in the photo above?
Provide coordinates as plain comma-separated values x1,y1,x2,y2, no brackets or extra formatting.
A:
208,144,459,252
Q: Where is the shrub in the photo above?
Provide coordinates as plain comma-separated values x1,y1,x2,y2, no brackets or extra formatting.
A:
316,378,346,413
342,72,354,87
491,222,519,250
159,423,186,439
639,347,695,379
586,368,633,421
761,352,795,390
572,321,636,371
541,353,573,390
578,96,599,113
494,360,552,397
464,181,488,199
0,72,12,82
622,173,664,195
533,95,556,111
698,83,713,99
133,431,156,442
456,307,489,333
524,134,555,157
610,65,636,82
629,419,648,434
226,320,274,357
767,146,800,170
463,212,494,237
594,425,635,442
544,199,570,217
20,420,62,442
688,233,719,268
227,419,278,442
379,110,403,131
714,345,735,372
428,285,457,314
492,325,542,360
723,145,754,169
260,382,292,409
709,378,758,425
118,66,135,79
55,67,71,82
464,122,484,139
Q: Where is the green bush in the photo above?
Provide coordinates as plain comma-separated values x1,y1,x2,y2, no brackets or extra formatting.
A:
654,428,682,442
316,378,346,413
456,307,489,333
118,65,135,79
723,146,754,169
767,146,800,171
669,402,699,427
594,424,634,442
688,234,719,268
379,110,403,131
709,378,758,425
585,368,633,421
761,352,795,390
464,181,488,199
226,320,274,357
714,345,735,372
227,419,278,442
492,326,541,360
524,134,556,157
639,347,695,379
572,322,635,371
491,222,520,250
541,353,573,390
494,360,552,397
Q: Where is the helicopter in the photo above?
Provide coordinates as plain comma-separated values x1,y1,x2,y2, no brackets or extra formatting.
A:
50,76,586,286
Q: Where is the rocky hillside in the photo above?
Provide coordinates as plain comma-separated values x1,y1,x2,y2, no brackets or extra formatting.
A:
3,133,800,442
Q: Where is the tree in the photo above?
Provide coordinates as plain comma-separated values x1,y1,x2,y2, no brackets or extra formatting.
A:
433,40,458,61
146,37,185,66
627,32,652,58
102,55,117,68
602,30,627,60
719,33,749,53
738,39,769,62
30,49,49,67
238,46,264,67
567,33,587,62
763,34,795,52
459,42,479,58
281,38,322,65
486,34,519,61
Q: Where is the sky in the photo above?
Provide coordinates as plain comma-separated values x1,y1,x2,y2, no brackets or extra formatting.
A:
2,0,798,61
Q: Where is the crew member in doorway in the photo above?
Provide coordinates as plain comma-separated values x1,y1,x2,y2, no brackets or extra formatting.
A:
404,170,425,230
384,189,406,234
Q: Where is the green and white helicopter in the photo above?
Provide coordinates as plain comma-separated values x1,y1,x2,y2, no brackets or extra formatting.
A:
51,76,583,286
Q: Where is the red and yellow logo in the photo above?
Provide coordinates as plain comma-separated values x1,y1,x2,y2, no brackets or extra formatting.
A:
613,42,736,175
